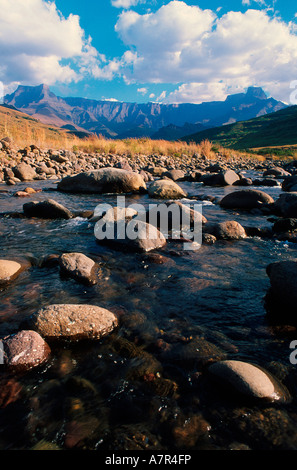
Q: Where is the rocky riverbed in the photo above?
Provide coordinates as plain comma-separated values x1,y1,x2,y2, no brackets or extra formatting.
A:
1,138,297,450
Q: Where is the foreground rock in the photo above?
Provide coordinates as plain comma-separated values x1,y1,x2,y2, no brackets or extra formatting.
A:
29,304,119,341
3,330,51,371
208,360,290,403
266,260,297,311
59,253,96,285
58,168,147,194
0,260,24,285
274,193,297,218
282,175,297,192
148,179,187,199
206,221,247,240
95,220,166,253
220,189,274,210
23,199,73,219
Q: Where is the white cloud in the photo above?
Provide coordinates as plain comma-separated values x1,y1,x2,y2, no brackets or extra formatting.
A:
111,0,143,8
114,1,297,102
0,0,112,89
137,87,148,94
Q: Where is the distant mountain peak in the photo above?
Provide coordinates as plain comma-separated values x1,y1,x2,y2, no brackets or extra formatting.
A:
246,86,267,100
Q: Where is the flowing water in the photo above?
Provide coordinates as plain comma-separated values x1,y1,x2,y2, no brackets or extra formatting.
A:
0,177,297,451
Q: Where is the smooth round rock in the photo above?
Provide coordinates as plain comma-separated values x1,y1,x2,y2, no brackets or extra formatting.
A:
0,260,23,284
208,360,290,402
148,179,187,199
29,304,119,341
57,168,147,194
220,189,274,210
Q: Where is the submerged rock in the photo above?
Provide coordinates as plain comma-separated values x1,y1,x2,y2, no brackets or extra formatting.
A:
3,330,51,371
57,168,147,194
23,199,73,219
220,189,274,210
148,179,187,199
29,304,119,341
208,360,290,403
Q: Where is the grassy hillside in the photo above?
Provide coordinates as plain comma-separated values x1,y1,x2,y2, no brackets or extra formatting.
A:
0,104,75,148
183,105,297,150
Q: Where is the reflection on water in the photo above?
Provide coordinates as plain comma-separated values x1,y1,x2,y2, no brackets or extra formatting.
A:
1,179,297,450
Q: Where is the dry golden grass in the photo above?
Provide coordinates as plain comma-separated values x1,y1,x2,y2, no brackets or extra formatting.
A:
0,105,273,163
0,106,74,149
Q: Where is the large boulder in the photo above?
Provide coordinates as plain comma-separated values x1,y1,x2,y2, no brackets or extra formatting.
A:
29,304,119,341
208,360,290,403
13,163,37,182
57,168,147,194
59,253,97,285
274,193,297,218
201,170,240,186
148,179,187,199
3,330,51,371
23,199,73,219
0,260,24,285
220,189,274,210
282,175,297,192
266,260,297,310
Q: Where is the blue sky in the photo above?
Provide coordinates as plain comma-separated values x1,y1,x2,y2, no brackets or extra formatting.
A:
1,0,297,104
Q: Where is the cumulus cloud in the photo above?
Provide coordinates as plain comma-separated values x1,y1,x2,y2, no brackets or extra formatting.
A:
114,1,297,102
111,0,143,8
0,0,111,91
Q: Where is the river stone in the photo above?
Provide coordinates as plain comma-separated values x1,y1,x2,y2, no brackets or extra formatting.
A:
163,169,185,181
95,219,166,253
90,206,138,224
12,163,37,182
0,260,23,284
3,330,51,371
282,175,297,192
201,170,240,186
263,167,291,178
148,179,187,199
59,253,96,285
220,189,274,210
211,221,247,240
29,304,119,341
266,260,297,308
23,199,73,219
274,193,297,218
208,360,289,402
57,168,147,194
145,201,207,234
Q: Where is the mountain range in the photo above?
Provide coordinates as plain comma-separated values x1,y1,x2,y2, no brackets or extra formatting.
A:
4,84,287,140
